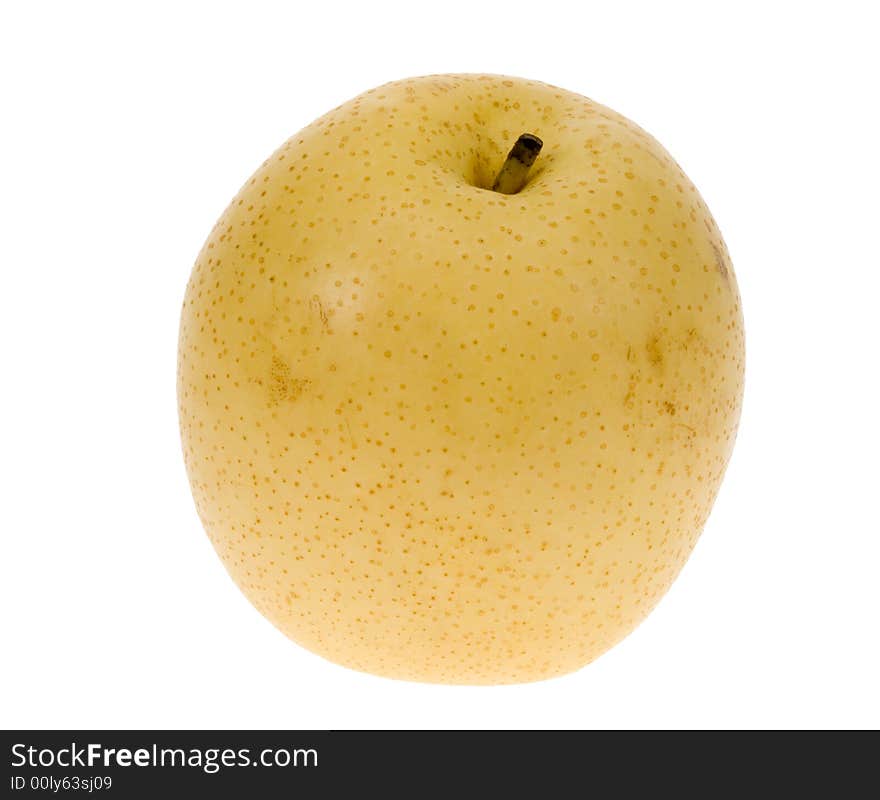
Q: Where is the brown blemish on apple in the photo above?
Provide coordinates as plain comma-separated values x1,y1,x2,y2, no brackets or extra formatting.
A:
673,422,697,445
622,358,643,410
712,242,731,284
310,294,330,329
269,354,310,404
646,334,664,369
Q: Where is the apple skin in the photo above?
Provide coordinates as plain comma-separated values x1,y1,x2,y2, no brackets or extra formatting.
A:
178,74,744,684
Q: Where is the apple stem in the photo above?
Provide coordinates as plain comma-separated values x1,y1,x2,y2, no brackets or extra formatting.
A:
491,133,543,194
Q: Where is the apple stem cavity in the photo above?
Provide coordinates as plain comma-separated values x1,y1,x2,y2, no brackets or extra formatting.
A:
491,133,543,194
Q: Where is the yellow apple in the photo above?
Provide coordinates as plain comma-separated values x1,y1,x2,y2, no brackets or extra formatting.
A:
178,74,744,684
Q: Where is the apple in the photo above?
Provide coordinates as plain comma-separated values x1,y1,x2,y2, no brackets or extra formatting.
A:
178,74,744,684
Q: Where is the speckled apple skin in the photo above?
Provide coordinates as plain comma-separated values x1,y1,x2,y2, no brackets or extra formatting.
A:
178,74,744,684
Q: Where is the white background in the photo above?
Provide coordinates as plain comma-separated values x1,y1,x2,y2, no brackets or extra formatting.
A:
2,1,878,729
